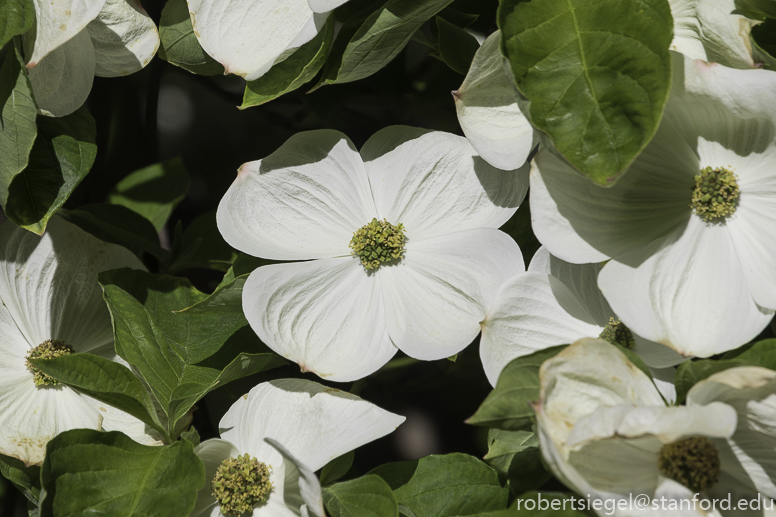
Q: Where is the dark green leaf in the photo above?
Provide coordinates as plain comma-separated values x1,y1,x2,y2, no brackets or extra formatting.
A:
484,429,549,495
5,106,96,234
498,0,673,185
674,359,753,404
59,204,170,264
40,430,204,517
108,158,190,232
0,0,34,49
323,474,398,517
158,0,224,75
467,346,566,430
723,338,776,370
435,17,479,75
29,354,168,441
437,7,479,28
370,454,509,516
180,426,200,448
168,211,238,274
0,453,40,504
736,0,776,20
316,0,455,87
320,450,355,486
0,41,37,206
242,16,335,108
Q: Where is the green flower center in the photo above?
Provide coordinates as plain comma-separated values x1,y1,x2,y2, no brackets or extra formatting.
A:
212,454,273,516
26,339,74,387
691,166,739,221
598,318,635,349
658,436,720,493
349,218,406,270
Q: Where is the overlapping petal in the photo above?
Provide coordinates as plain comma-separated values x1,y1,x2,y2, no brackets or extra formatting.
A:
454,31,536,171
26,0,106,66
362,126,527,242
379,228,523,361
266,438,325,517
218,130,376,261
192,439,241,517
242,258,397,382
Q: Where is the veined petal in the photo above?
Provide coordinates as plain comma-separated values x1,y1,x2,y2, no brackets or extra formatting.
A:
187,0,320,80
242,259,397,382
362,126,528,241
307,0,349,13
480,272,602,387
0,302,31,374
0,374,101,466
598,216,773,358
454,31,536,171
668,0,758,69
192,439,241,517
87,0,160,77
26,0,107,66
0,217,144,354
265,438,324,517
538,339,664,447
217,130,376,261
26,29,95,117
220,379,404,473
380,228,524,361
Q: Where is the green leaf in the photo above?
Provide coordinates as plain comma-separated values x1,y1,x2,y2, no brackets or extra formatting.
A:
498,0,673,185
108,159,190,232
99,268,286,436
40,430,204,517
370,454,509,516
180,426,200,448
674,359,753,404
59,204,170,265
29,354,168,442
735,0,776,20
323,474,398,517
0,41,37,207
316,0,455,87
0,0,34,49
320,451,355,486
723,338,776,369
157,0,224,75
0,453,40,504
167,211,238,274
242,16,335,108
435,17,479,75
484,429,549,496
5,106,97,234
467,346,566,430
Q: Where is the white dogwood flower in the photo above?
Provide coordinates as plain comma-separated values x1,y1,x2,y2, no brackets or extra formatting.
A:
191,379,404,517
187,0,348,81
217,126,527,382
530,52,776,359
479,247,684,399
23,0,159,117
0,217,161,466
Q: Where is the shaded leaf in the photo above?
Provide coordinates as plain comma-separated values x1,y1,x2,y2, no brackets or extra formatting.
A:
435,17,479,75
0,452,40,504
157,0,224,75
320,450,355,486
168,211,238,274
0,0,34,49
484,429,549,495
323,474,398,517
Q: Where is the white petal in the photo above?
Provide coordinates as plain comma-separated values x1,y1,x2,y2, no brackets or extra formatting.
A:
598,216,773,358
0,375,101,466
220,379,405,472
538,338,664,446
0,302,31,373
192,439,241,517
187,0,319,80
307,0,348,13
26,29,95,117
380,228,523,361
26,0,107,66
480,272,602,387
242,259,397,382
668,0,757,68
0,217,144,354
529,117,695,263
650,367,678,405
265,438,324,517
454,31,535,171
217,130,376,261
362,126,528,241
86,0,160,77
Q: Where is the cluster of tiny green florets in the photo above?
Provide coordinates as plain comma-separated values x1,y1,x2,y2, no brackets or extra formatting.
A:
691,166,740,221
598,318,635,349
349,218,406,270
212,454,273,516
658,436,720,493
26,339,74,386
